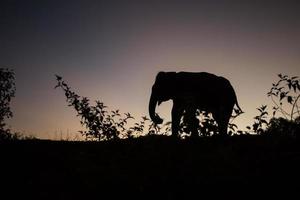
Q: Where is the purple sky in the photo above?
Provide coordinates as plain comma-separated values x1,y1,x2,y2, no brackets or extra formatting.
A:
1,0,300,139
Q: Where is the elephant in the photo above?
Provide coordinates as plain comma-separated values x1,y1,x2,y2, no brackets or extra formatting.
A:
148,71,242,137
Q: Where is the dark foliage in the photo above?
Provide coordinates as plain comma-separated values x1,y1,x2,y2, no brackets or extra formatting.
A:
0,68,16,140
268,74,300,120
55,75,168,140
178,110,240,137
252,105,269,134
262,74,300,137
265,117,300,138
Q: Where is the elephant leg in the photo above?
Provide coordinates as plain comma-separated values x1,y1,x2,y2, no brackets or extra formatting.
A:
189,117,200,138
219,115,230,136
184,106,199,137
213,110,231,136
171,101,184,137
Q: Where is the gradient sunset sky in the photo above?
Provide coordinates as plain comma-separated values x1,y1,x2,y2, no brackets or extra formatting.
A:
1,0,300,139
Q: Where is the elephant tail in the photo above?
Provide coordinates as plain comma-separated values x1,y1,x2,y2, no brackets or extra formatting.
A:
228,80,243,115
233,92,243,116
235,100,243,113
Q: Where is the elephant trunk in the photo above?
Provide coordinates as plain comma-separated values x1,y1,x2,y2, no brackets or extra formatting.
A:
149,89,163,124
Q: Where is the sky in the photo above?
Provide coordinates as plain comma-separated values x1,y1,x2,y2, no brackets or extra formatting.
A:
1,0,300,139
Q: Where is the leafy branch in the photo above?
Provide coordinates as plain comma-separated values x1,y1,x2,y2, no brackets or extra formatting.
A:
268,74,300,120
246,105,269,135
55,75,160,140
55,75,131,140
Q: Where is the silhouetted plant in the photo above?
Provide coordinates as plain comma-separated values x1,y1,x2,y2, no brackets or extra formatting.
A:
242,74,300,136
148,121,172,136
268,74,300,120
235,105,270,135
265,116,300,138
256,74,300,137
56,75,120,140
176,109,242,137
0,68,16,140
250,105,269,134
55,75,162,140
197,109,242,136
127,116,149,138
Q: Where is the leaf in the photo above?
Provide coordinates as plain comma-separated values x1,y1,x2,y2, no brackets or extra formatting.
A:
254,116,260,120
142,116,149,121
55,74,62,81
230,123,238,129
287,96,293,104
260,119,268,125
277,87,284,91
253,123,259,131
125,112,134,119
280,92,286,101
292,84,297,92
288,82,292,90
261,105,267,111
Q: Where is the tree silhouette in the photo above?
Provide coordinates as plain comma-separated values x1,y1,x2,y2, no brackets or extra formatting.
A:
0,68,16,140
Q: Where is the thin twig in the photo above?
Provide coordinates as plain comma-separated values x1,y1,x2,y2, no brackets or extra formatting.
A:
270,95,289,119
291,94,300,120
296,103,300,116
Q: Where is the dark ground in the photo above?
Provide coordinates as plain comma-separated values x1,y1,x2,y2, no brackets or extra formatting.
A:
0,134,300,199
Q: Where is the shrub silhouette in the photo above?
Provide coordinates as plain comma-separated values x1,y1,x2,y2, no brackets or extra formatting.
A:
249,105,269,135
176,110,241,137
262,74,300,137
268,74,300,120
0,68,16,140
243,74,300,136
55,75,171,140
265,117,300,137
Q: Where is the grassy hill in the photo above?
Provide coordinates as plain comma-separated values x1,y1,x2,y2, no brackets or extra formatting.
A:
1,134,300,199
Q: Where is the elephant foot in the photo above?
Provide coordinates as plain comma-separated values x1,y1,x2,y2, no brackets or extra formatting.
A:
190,132,199,139
170,133,180,139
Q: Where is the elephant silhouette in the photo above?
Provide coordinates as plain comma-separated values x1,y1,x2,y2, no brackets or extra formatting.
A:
149,71,242,137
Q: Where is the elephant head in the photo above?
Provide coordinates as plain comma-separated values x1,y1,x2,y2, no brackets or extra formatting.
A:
149,72,176,124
